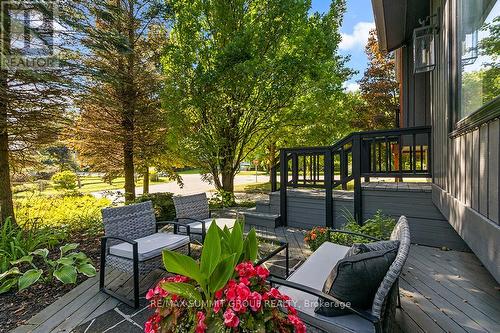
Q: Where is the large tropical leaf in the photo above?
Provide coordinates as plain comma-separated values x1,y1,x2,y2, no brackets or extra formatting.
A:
208,253,236,293
18,269,43,291
53,265,77,284
161,282,203,303
200,223,221,276
246,228,258,262
228,222,243,258
162,250,203,283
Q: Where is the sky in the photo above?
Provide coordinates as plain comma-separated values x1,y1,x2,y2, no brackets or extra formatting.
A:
311,0,375,92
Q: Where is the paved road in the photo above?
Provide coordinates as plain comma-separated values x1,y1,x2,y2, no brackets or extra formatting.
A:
92,173,270,201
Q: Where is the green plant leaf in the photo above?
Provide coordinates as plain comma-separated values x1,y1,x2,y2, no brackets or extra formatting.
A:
18,269,43,291
77,263,96,277
57,257,74,265
60,243,79,255
0,278,17,294
53,265,77,284
246,228,258,262
162,250,203,283
68,252,88,261
10,255,33,265
161,282,203,302
208,253,236,293
0,267,21,280
229,222,243,258
31,248,49,258
200,223,221,276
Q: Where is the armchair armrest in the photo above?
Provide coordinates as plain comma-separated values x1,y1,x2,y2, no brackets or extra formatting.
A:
328,229,381,242
174,217,207,240
156,220,191,235
267,276,379,324
255,241,289,278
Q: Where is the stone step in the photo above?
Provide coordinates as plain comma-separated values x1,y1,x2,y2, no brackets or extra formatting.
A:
243,209,280,228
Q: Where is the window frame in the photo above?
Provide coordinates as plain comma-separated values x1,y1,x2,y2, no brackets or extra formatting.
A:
449,0,500,138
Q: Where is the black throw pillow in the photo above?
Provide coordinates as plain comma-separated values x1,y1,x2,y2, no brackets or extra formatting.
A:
314,241,399,317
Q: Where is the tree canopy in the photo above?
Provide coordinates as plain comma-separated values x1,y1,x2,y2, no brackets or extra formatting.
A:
162,0,351,192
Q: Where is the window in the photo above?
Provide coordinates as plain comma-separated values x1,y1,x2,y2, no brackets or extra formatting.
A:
456,0,499,121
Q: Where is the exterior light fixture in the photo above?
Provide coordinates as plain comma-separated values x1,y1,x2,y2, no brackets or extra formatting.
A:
413,13,439,74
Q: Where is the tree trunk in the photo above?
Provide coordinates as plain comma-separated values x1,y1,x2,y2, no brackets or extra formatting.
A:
123,134,135,202
143,167,149,195
221,171,234,193
0,1,15,225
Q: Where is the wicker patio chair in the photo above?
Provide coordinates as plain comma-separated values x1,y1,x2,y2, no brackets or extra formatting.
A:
99,201,191,308
173,193,236,242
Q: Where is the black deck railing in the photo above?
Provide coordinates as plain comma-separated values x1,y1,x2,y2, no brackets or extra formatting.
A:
270,126,432,227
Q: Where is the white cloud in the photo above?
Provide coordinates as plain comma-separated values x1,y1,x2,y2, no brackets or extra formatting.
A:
343,82,360,92
340,22,375,50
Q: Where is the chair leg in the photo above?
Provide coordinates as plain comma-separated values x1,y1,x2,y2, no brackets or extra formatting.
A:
99,238,107,290
187,242,191,256
133,244,139,308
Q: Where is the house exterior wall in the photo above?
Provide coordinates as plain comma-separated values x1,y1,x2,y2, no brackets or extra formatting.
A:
429,0,500,282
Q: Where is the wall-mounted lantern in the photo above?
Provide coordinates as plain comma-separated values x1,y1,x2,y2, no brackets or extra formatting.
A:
413,13,439,74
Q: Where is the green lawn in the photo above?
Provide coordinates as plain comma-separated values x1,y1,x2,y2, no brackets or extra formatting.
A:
13,176,171,198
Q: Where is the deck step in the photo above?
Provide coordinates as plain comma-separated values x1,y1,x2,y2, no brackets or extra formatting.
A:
243,209,280,228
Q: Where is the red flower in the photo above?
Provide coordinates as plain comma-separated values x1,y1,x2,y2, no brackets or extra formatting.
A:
248,291,262,312
256,265,270,279
215,289,223,299
286,304,297,316
235,261,257,279
195,311,207,333
288,314,306,333
223,308,240,328
239,277,250,286
213,300,223,314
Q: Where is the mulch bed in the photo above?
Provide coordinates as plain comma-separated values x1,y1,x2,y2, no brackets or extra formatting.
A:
0,231,102,333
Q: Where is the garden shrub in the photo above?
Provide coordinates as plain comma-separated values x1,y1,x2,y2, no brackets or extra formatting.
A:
304,210,396,251
133,192,176,221
14,194,110,234
0,217,65,274
208,189,235,208
12,184,38,194
51,170,78,190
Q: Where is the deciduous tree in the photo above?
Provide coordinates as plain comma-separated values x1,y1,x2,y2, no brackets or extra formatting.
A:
163,0,350,193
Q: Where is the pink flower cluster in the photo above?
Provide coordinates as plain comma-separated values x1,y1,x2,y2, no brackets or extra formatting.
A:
144,263,306,333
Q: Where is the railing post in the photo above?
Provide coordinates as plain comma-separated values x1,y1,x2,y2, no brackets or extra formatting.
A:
270,165,277,192
340,148,348,190
279,150,288,226
291,153,298,188
324,149,333,228
352,135,362,225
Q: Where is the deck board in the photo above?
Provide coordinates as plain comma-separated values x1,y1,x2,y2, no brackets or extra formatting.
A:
11,230,500,333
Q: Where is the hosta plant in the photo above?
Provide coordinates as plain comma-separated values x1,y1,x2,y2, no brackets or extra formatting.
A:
0,243,96,294
145,222,305,332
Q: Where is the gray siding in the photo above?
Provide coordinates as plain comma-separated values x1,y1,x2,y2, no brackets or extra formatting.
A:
429,0,500,282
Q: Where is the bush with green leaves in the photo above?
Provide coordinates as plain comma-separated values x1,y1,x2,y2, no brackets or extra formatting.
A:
304,210,396,250
1,217,65,274
132,192,176,221
0,243,96,294
162,221,258,307
51,170,78,190
208,189,236,208
14,194,110,233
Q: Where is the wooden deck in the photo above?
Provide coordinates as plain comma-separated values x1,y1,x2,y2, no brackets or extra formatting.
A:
11,227,500,333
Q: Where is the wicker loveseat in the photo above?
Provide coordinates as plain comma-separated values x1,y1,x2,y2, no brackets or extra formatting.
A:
268,215,411,333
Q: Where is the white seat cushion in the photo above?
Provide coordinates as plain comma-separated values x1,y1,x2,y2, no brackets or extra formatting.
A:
279,242,374,333
109,233,190,261
187,218,236,234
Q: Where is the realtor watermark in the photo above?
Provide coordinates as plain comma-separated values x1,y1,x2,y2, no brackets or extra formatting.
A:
0,0,60,70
